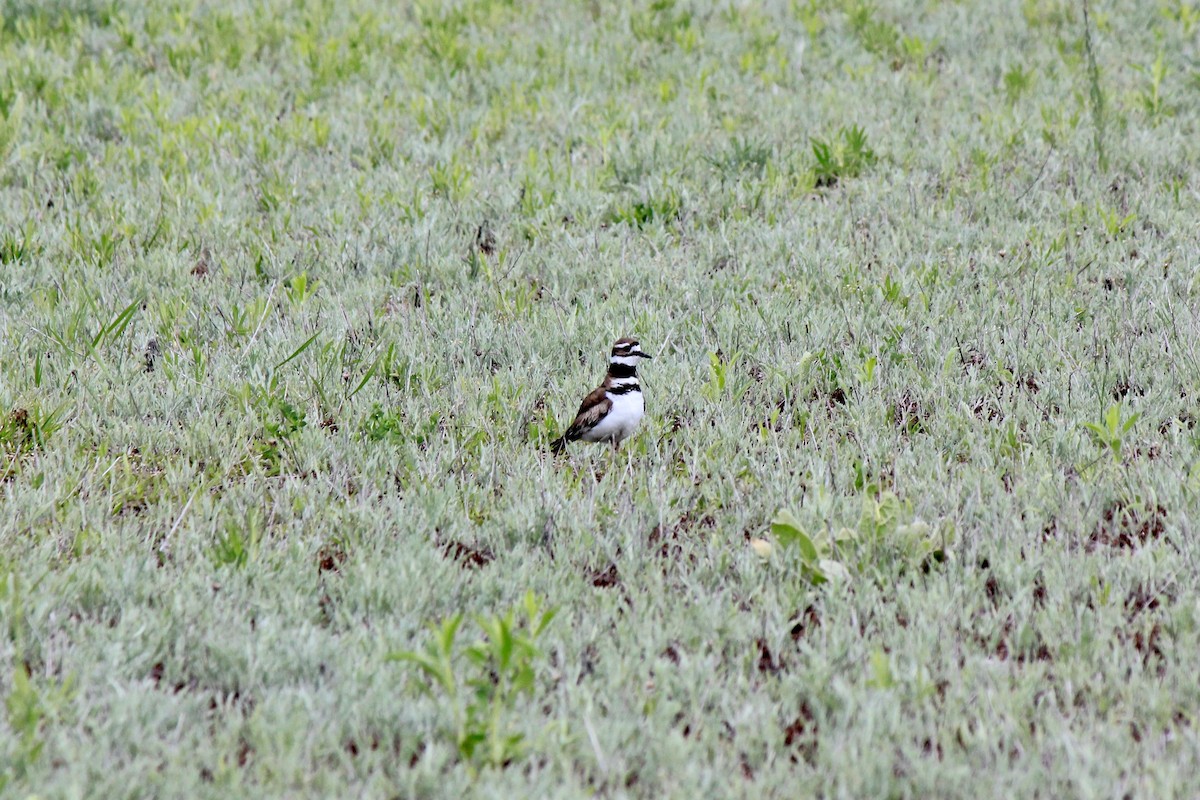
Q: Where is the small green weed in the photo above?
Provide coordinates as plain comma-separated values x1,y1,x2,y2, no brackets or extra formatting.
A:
1096,203,1136,239
630,0,694,47
1,406,67,479
3,666,75,789
706,136,771,180
211,508,265,569
845,1,937,72
224,297,270,339
389,592,557,770
1003,64,1035,102
1161,0,1199,35
609,188,682,229
0,223,37,265
256,395,306,474
770,491,951,583
769,508,853,584
799,349,851,403
810,125,876,187
284,271,318,307
1132,52,1171,123
0,90,24,162
1,406,65,457
1084,404,1139,462
430,156,473,202
361,404,442,448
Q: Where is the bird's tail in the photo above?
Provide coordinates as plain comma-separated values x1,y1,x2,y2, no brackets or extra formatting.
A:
549,435,568,454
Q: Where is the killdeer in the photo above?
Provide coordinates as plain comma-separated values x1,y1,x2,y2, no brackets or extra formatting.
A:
551,337,652,453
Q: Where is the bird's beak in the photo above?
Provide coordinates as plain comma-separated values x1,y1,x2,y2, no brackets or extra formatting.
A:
636,350,652,360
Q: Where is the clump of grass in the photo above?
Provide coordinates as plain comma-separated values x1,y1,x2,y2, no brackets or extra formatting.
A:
3,664,76,792
847,1,901,59
211,507,265,569
0,90,24,162
1,406,67,479
608,187,682,228
1133,51,1171,124
810,125,876,187
1003,64,1035,103
0,223,37,265
630,0,695,48
706,136,771,180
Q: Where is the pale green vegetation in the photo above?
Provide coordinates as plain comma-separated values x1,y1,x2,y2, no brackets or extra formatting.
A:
2,0,1200,796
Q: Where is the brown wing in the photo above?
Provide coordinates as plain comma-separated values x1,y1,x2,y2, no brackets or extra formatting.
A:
564,386,612,440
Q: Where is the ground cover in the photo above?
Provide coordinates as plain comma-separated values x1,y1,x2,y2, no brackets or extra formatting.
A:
1,0,1199,796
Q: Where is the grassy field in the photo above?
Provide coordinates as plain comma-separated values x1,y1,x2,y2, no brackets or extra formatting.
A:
2,0,1200,796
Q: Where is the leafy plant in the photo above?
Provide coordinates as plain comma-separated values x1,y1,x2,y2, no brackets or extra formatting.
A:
418,7,470,73
1096,203,1136,239
1,405,67,480
706,136,771,179
1084,404,1139,462
770,491,951,583
256,169,294,215
847,1,900,59
1161,0,1199,36
881,273,909,308
1132,51,1170,123
255,396,306,474
261,396,306,441
91,298,140,352
388,593,557,770
3,665,75,788
630,0,694,46
798,348,851,403
810,125,876,187
1003,64,1034,102
609,188,682,229
703,351,729,399
236,372,313,475
225,297,270,339
770,508,853,584
211,507,265,569
0,222,37,265
361,405,442,447
855,355,877,384
1,406,66,457
429,156,472,202
900,34,935,71
378,342,442,394
866,649,896,689
0,90,24,163
734,12,788,83
517,170,556,222
284,271,318,307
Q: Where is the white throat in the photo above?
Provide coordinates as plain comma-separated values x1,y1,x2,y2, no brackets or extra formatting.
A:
610,354,639,367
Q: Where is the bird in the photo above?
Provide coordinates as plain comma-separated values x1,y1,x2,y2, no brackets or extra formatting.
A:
550,337,653,453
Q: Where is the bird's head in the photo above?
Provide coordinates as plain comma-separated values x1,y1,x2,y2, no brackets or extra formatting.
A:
610,337,652,366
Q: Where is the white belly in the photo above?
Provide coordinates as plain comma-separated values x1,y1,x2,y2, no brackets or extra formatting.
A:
580,391,644,443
